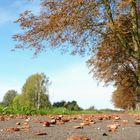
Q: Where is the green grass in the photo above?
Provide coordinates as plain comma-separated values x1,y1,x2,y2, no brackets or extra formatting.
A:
0,105,121,115
128,110,140,114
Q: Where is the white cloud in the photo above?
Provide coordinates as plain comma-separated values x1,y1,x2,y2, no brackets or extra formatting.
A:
49,61,114,109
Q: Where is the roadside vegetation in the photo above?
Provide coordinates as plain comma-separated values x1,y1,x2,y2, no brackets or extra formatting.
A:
0,105,120,115
0,73,119,115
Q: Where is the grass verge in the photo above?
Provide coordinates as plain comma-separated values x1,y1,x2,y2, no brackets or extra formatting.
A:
0,105,120,115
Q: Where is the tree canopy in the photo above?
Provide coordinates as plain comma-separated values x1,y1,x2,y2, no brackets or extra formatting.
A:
14,0,140,58
14,0,140,109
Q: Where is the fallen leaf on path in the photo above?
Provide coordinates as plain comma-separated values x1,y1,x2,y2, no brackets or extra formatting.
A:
56,120,65,125
0,116,5,121
16,122,21,125
35,132,47,136
73,125,83,129
98,116,103,120
80,122,90,126
9,115,14,119
50,119,56,124
25,118,30,122
5,127,20,132
56,115,63,120
122,120,128,125
67,134,90,140
20,125,30,131
107,123,120,132
114,116,120,120
62,118,70,123
134,120,140,125
24,122,29,125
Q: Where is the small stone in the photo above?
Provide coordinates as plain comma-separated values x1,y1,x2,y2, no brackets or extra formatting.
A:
102,133,108,136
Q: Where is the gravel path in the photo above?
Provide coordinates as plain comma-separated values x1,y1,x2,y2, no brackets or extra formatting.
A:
0,113,140,140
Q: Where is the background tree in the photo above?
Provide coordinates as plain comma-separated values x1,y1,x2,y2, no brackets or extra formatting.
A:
53,100,66,108
53,100,82,111
20,73,51,109
65,101,82,111
39,93,51,108
12,95,21,107
87,105,95,110
2,90,18,106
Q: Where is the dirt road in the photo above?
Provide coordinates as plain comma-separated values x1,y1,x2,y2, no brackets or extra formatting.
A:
0,113,140,140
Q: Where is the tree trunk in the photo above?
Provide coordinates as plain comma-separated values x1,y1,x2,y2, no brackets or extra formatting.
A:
135,61,140,109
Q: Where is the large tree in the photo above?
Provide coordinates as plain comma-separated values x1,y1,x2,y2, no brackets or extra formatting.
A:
20,73,51,109
87,14,139,108
14,1,140,104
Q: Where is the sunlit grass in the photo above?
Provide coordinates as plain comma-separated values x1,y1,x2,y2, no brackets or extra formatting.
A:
0,105,121,115
128,110,140,114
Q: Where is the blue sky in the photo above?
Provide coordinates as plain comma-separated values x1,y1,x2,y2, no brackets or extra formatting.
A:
0,0,114,109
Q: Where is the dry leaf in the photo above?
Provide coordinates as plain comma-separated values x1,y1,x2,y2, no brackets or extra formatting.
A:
67,134,90,140
36,132,47,136
134,120,140,125
73,125,83,129
5,127,20,132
